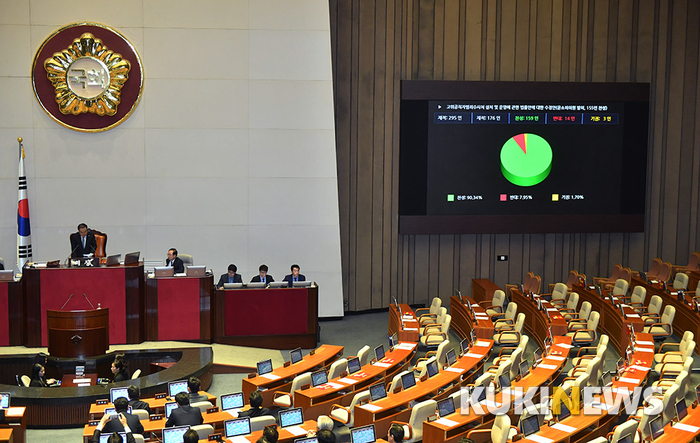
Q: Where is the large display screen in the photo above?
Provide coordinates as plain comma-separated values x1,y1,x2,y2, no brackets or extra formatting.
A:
399,81,649,234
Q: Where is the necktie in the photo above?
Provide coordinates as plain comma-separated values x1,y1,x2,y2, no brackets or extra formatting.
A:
229,276,233,283
294,277,297,282
82,236,86,248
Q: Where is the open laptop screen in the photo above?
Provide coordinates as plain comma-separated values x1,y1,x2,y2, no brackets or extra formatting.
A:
165,402,178,418
369,383,387,402
519,360,530,378
162,426,190,443
676,398,688,421
257,359,273,376
520,414,540,437
648,415,664,440
498,374,510,389
295,438,318,443
426,360,439,378
224,417,251,438
0,393,10,409
460,338,469,354
311,370,328,387
221,392,244,411
350,425,376,443
374,345,385,361
110,387,129,404
437,397,455,417
401,372,416,390
168,380,188,397
290,348,303,364
279,407,304,428
446,349,456,367
348,357,361,374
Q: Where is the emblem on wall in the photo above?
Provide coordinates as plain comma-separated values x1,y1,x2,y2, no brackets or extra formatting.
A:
32,23,144,132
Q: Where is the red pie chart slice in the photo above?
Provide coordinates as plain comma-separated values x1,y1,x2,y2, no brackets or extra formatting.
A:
513,133,527,154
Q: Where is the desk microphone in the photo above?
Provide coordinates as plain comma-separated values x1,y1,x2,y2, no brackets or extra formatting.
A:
66,240,81,266
82,293,95,310
60,294,74,310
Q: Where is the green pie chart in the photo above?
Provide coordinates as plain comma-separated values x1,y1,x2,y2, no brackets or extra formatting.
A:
500,133,553,186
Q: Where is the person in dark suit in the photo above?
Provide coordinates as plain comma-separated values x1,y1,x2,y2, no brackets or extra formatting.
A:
70,223,97,258
217,264,243,289
111,355,130,382
187,377,208,404
166,248,185,273
183,429,200,443
91,412,137,443
102,397,144,435
250,264,274,284
238,390,270,418
165,392,203,427
127,385,153,415
29,363,56,387
282,264,306,287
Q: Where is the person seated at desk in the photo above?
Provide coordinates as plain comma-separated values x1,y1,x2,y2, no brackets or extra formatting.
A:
29,363,56,387
127,385,153,415
317,429,337,443
111,354,130,382
166,248,185,274
217,264,243,289
238,390,269,418
183,429,199,443
387,423,404,443
263,425,279,443
165,392,203,427
251,264,274,284
91,413,137,443
283,264,306,287
70,223,97,258
102,397,144,435
187,376,208,403
307,415,333,437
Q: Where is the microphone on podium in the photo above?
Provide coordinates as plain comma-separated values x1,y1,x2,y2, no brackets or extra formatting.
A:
60,294,74,311
82,293,95,310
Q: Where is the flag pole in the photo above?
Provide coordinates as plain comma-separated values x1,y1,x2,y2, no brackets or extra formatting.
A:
17,138,32,271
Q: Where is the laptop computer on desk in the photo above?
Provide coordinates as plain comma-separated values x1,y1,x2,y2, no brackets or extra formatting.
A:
154,266,175,277
123,251,140,266
0,270,14,282
185,265,206,277
105,254,121,266
223,282,244,289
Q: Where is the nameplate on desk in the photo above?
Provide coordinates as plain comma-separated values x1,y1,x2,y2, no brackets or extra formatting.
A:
470,304,479,307
77,382,90,387
464,352,485,359
550,423,577,433
261,373,281,380
150,415,163,421
155,393,167,399
207,407,219,414
672,423,700,433
89,420,99,426
434,417,459,427
208,434,223,441
523,435,554,443
361,404,382,412
96,399,108,405
73,378,91,383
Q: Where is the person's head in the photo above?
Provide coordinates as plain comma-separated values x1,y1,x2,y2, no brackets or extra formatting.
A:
316,415,333,431
36,352,49,365
127,385,140,400
187,376,201,394
77,223,88,237
31,363,45,379
111,355,126,374
291,264,300,277
183,429,199,443
249,390,263,408
263,425,279,443
388,423,405,443
114,397,129,413
258,264,268,277
317,429,336,443
227,264,238,276
107,432,124,443
175,391,190,406
167,248,178,260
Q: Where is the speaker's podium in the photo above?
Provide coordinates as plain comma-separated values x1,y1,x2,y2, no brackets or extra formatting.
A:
46,308,109,358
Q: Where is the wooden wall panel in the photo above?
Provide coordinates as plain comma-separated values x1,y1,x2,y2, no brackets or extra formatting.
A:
330,0,700,311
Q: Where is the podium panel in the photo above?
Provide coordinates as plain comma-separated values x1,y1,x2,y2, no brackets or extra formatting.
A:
145,275,213,341
46,309,109,358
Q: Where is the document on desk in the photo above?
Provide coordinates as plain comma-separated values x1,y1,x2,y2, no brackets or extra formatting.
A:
626,313,640,318
5,407,24,415
434,417,459,427
672,423,700,433
550,423,577,433
444,367,466,374
261,373,281,380
227,409,240,418
73,378,91,383
634,348,654,353
373,362,392,368
545,355,566,361
555,343,574,349
396,343,417,350
229,437,250,443
524,435,554,443
404,327,418,331
636,340,654,346
474,341,490,347
537,364,557,370
617,376,640,384
361,404,382,412
628,365,651,371
464,352,485,359
77,382,90,387
285,426,308,437
338,377,358,385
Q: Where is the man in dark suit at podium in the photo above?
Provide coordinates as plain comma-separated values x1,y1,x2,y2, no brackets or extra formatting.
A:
217,264,243,289
283,264,306,287
166,248,185,273
251,264,274,284
70,223,97,258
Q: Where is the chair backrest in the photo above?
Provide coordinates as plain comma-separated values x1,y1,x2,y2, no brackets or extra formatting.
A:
406,399,437,442
179,254,194,266
579,301,592,321
673,272,689,290
434,341,450,369
491,414,512,443
513,313,525,334
440,315,452,334
429,297,442,315
529,275,542,294
586,356,603,386
389,371,410,392
191,424,215,440
250,416,276,432
649,258,662,278
132,435,145,443
492,290,505,309
674,370,690,398
681,330,695,344
20,375,30,387
131,369,141,379
329,358,348,379
688,252,700,270
660,306,676,333
639,403,660,440
552,283,568,301
190,401,214,413
573,373,590,391
437,307,448,324
609,264,623,281
504,302,518,321
357,345,370,366
680,341,695,360
587,311,600,331
612,279,629,296
598,335,610,349
91,229,107,258
658,262,672,282
495,359,513,383
474,372,494,389
509,347,523,380
609,419,639,443
565,270,578,289
132,409,149,420
523,272,534,290
595,344,608,361
648,295,663,316
346,390,370,427
630,286,646,305
290,372,312,394
566,292,579,311
662,383,679,425
518,335,530,352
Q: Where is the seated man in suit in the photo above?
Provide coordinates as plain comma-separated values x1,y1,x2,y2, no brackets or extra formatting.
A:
102,397,144,435
238,390,269,418
127,385,153,415
70,223,97,258
165,392,203,427
217,264,243,289
183,429,199,443
187,376,208,404
166,248,185,273
387,423,404,443
250,264,274,284
283,264,306,287
91,412,137,443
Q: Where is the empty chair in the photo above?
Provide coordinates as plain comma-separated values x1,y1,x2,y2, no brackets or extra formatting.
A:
558,292,580,316
491,335,529,367
493,313,525,346
565,311,600,346
647,258,663,279
594,264,622,287
528,275,542,294
420,308,447,336
568,356,603,386
419,315,451,348
653,331,694,364
179,254,194,266
481,290,506,317
190,401,214,413
416,297,442,325
131,369,141,379
610,278,629,297
356,345,370,366
570,335,608,367
466,413,515,443
564,300,591,323
660,383,680,425
654,356,693,380
657,262,672,282
493,302,518,330
250,416,276,432
563,270,579,291
190,425,215,440
619,286,646,311
673,272,689,290
643,305,675,339
652,369,689,398
561,372,590,396
415,340,450,372
640,295,663,324
604,419,639,443
390,399,437,443
132,409,149,420
272,372,311,408
673,252,700,274
328,358,348,379
329,390,370,427
549,283,568,307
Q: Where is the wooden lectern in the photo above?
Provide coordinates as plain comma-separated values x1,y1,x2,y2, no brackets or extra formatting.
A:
46,309,109,358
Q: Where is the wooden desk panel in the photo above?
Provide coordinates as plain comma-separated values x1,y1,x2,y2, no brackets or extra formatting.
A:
389,304,420,343
1,407,25,443
450,296,494,341
471,279,501,303
0,280,23,346
511,291,568,343
241,345,343,408
146,275,213,342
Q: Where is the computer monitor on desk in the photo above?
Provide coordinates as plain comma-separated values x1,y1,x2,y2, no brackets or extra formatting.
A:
162,425,190,443
105,254,121,267
124,251,140,266
221,392,244,411
247,282,266,289
293,280,312,288
269,282,287,288
154,267,174,278
279,407,304,428
223,282,244,289
224,417,251,438
0,270,13,282
185,265,205,277
0,393,10,408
